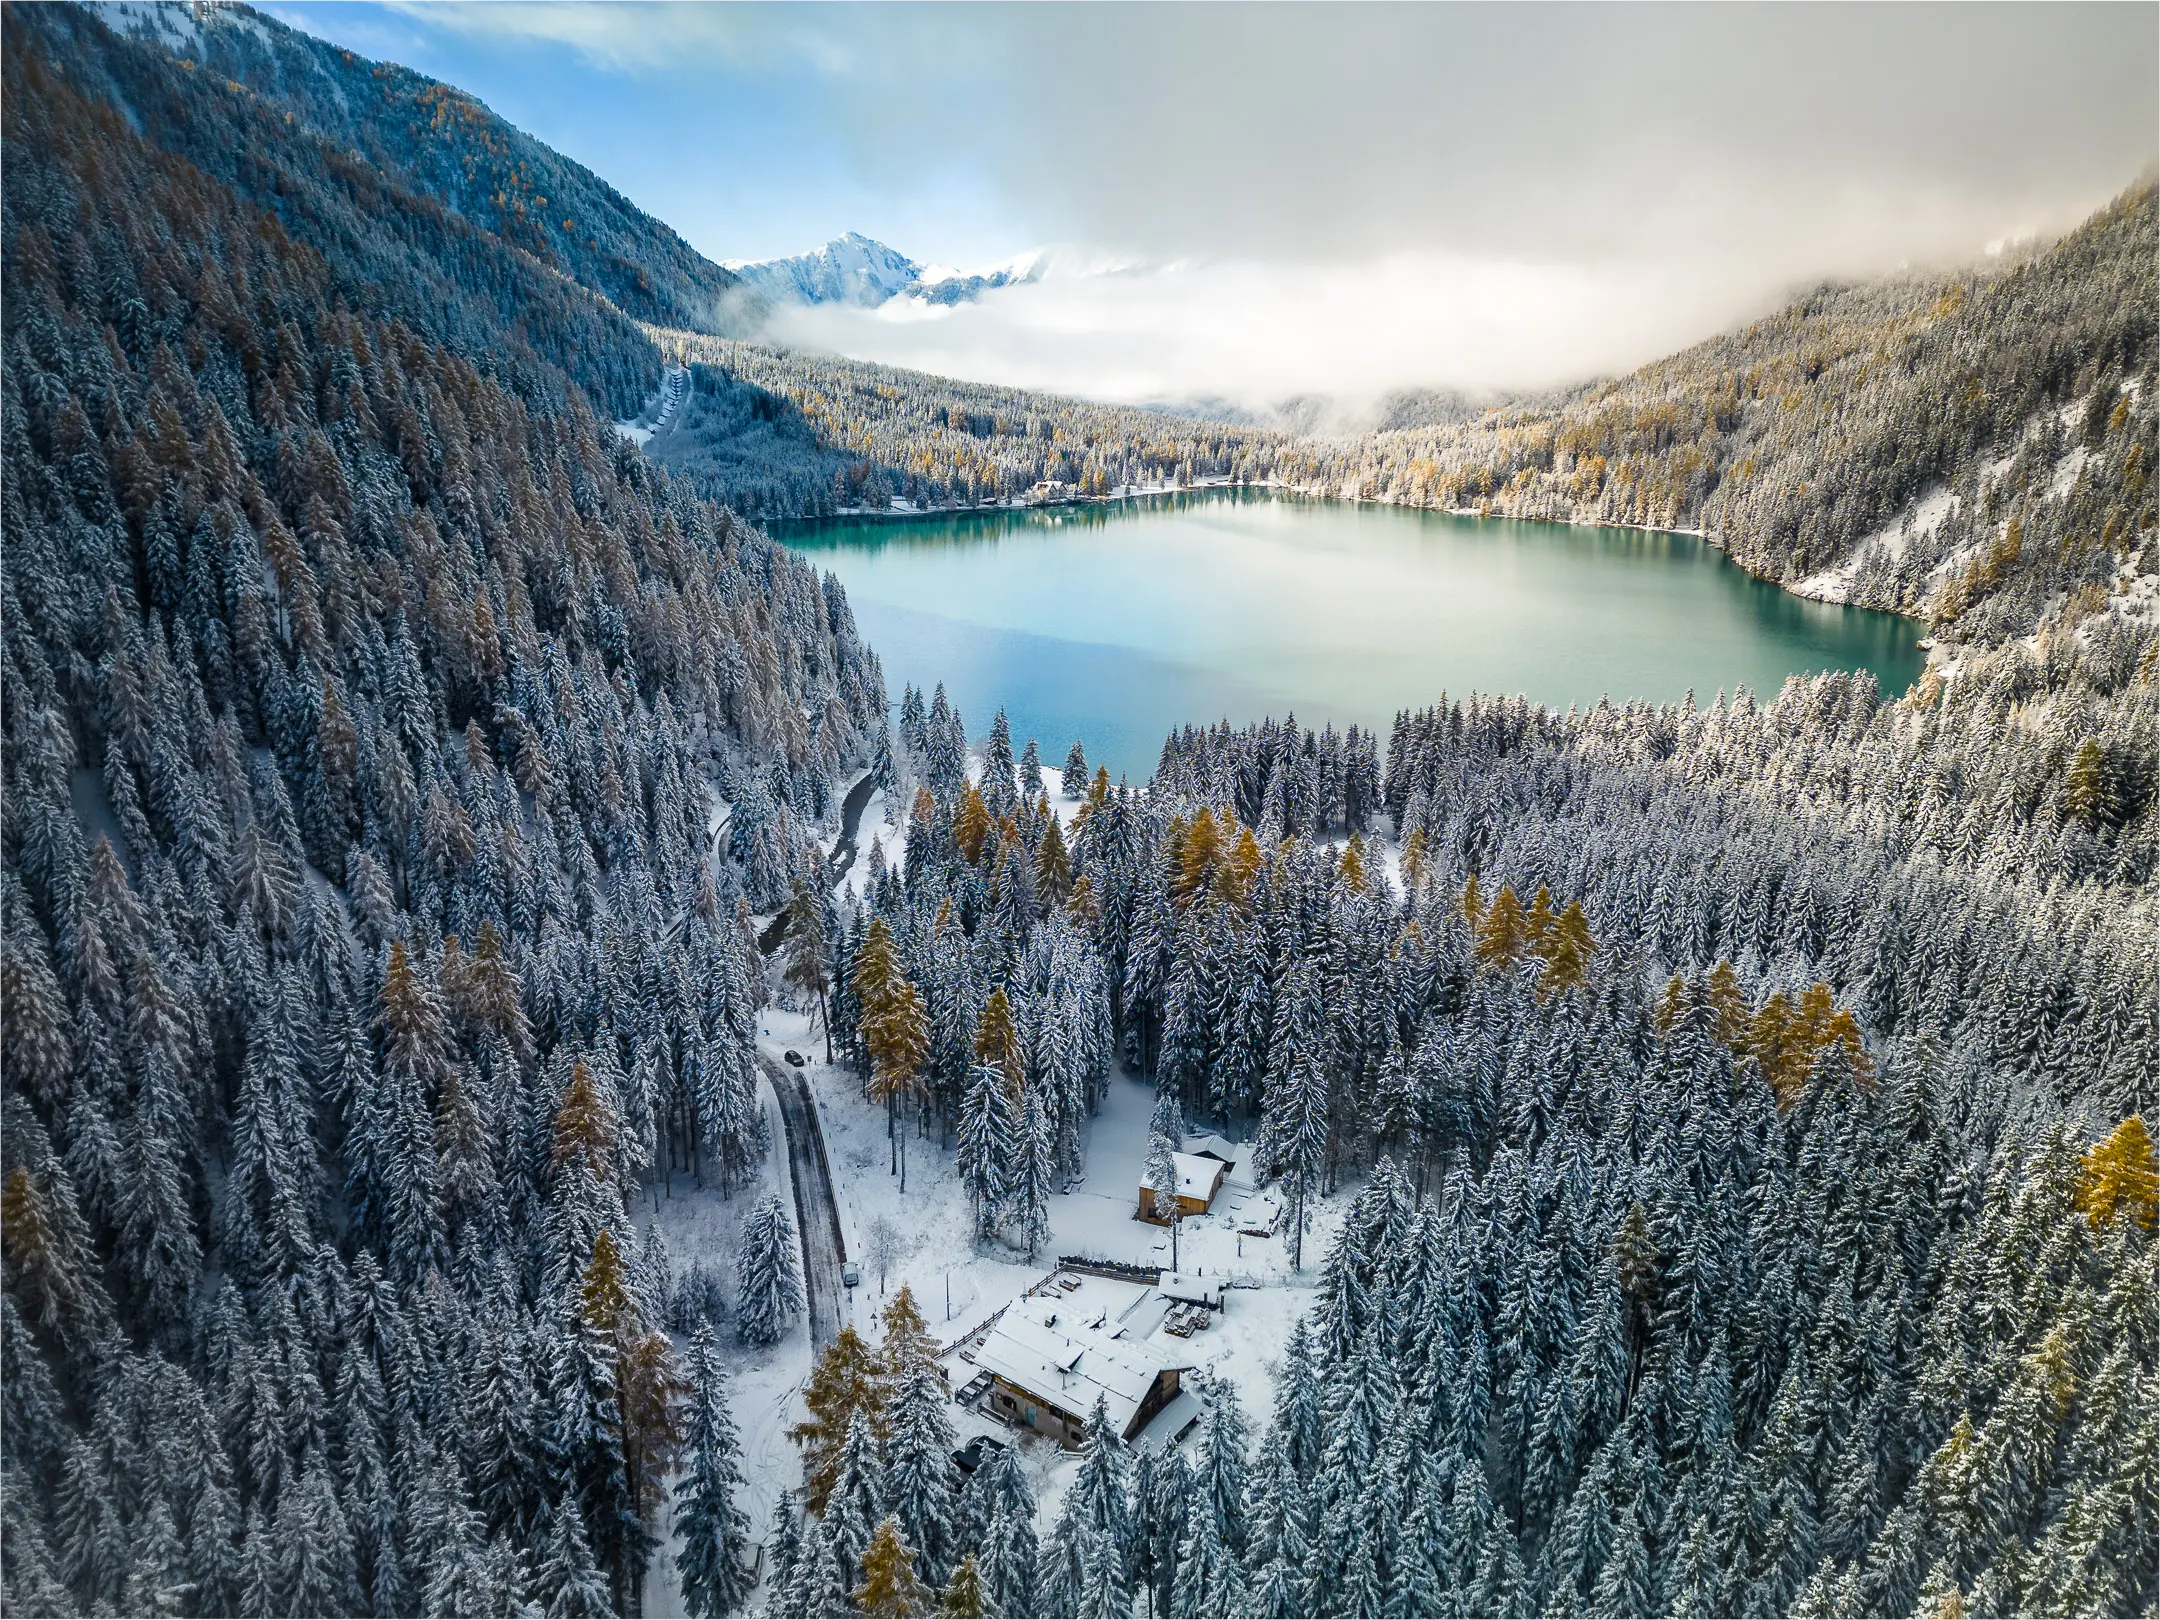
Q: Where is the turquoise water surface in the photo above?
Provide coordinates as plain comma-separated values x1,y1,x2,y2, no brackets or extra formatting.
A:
783,490,1923,780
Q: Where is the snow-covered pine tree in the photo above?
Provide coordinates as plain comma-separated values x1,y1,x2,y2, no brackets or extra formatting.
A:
734,1194,805,1347
973,1442,1039,1618
881,1314,958,1586
1009,1080,1056,1261
956,1063,1015,1243
674,1327,753,1618
1260,958,1333,1269
1145,1092,1187,1272
823,1408,888,1591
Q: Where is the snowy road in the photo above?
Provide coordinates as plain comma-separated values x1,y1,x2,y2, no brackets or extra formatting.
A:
763,1054,849,1348
823,769,880,891
757,768,879,954
649,364,689,443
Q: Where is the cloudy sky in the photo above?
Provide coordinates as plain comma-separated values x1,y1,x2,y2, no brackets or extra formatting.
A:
273,2,2157,408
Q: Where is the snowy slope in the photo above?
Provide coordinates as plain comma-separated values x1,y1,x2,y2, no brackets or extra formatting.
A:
724,232,1045,308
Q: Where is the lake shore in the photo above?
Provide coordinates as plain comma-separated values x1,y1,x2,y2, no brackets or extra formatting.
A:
767,478,1929,630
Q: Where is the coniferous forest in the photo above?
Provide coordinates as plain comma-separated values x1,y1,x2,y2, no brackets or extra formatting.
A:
2,5,2155,1620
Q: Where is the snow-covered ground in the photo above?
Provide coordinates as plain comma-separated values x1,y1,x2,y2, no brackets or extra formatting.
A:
747,997,1341,1533
640,1077,815,1618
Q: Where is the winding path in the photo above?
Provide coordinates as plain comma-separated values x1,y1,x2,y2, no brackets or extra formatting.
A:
757,769,879,954
762,1053,848,1349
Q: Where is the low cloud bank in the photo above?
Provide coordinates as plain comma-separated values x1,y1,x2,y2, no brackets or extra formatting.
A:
763,248,1815,417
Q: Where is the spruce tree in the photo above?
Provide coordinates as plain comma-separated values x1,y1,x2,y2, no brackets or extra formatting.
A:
824,1408,888,1591
735,1194,805,1347
938,1553,987,1619
884,1357,959,1586
1010,1080,1057,1261
956,1063,1016,1242
675,1328,753,1618
1146,1092,1187,1272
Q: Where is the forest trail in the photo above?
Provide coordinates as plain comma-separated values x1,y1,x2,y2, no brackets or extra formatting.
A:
763,1054,849,1348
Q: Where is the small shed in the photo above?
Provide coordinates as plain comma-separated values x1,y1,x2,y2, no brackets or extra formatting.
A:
1156,1271,1225,1311
1183,1133,1240,1168
1138,1153,1229,1222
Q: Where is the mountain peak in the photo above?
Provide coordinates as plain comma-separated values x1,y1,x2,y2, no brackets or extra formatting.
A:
724,233,1045,309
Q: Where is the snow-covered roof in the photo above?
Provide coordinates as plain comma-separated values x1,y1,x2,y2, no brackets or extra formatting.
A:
1139,1152,1227,1203
1157,1271,1224,1309
971,1293,1191,1437
1183,1133,1241,1167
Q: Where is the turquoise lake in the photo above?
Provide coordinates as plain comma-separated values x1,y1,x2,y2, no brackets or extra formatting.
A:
782,489,1925,781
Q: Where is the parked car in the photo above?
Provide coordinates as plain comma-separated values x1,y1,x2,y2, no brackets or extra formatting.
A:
952,1435,1009,1476
784,1049,807,1067
842,1262,861,1289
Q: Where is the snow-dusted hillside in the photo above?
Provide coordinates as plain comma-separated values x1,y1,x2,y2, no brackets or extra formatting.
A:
726,231,1043,308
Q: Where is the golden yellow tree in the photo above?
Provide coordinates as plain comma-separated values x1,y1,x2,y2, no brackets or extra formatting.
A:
1220,824,1264,908
1536,900,1596,999
1704,959,1749,1044
580,1228,631,1338
939,1554,988,1618
1653,974,1689,1034
1475,884,1530,971
1399,826,1429,896
1034,814,1072,907
954,786,992,864
553,1058,618,1177
1067,872,1101,932
856,1517,931,1618
791,1325,889,1511
880,1284,938,1381
973,988,1023,1089
1338,834,1369,896
1525,886,1557,957
1175,808,1225,905
1748,991,1796,1105
1788,982,1837,1061
867,977,930,1186
2077,1114,2158,1231
852,916,901,1046
2060,738,2107,822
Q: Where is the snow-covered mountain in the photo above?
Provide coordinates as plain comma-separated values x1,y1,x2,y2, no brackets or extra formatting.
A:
724,232,1043,308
